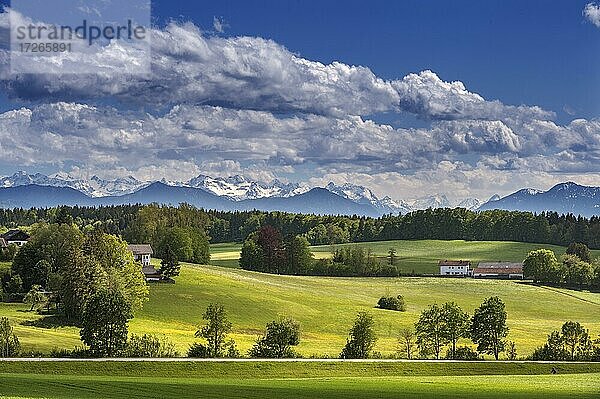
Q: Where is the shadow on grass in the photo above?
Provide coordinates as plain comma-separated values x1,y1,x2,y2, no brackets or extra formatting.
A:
20,314,78,328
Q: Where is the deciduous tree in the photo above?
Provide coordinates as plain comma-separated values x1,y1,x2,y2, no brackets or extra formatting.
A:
470,296,509,360
195,303,233,358
249,317,300,358
80,288,132,357
340,311,377,359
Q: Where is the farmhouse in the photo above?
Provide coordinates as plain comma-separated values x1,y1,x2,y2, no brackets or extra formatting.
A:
0,229,30,247
128,244,153,267
473,262,524,279
439,260,472,276
127,244,164,281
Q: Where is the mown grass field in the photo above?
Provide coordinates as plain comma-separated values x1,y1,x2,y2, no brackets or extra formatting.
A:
0,361,599,399
2,262,599,357
209,239,596,273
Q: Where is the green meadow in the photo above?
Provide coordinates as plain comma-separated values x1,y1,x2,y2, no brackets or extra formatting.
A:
209,239,594,274
0,361,599,399
2,260,599,357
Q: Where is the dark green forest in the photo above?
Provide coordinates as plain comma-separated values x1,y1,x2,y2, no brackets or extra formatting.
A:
1,204,599,248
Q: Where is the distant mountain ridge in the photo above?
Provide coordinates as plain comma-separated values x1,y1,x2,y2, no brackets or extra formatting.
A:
477,182,600,217
5,172,598,217
0,183,382,217
0,171,482,214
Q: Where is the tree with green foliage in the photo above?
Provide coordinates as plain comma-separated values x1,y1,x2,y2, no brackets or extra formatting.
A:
469,296,509,360
4,274,23,300
126,333,178,358
506,341,517,360
340,311,377,359
155,227,210,265
566,242,592,263
284,235,313,275
562,255,594,288
441,302,470,359
249,317,300,358
415,304,448,359
388,248,397,266
398,327,415,359
83,231,149,314
60,251,105,321
195,303,233,358
523,249,562,284
0,243,18,262
530,330,568,360
377,295,406,311
23,284,46,311
561,321,592,361
159,244,180,278
11,223,84,291
239,237,264,271
0,317,20,357
80,288,132,357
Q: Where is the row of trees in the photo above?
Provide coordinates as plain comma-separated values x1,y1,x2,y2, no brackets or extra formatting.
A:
523,246,600,288
531,321,600,361
4,224,148,321
3,298,600,360
188,298,510,360
239,225,399,276
3,205,600,249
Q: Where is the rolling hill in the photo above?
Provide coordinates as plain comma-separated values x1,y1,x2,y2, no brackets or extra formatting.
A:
3,260,599,357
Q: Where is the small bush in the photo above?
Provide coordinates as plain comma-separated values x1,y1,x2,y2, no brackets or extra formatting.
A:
445,346,480,360
49,346,91,358
126,333,178,358
377,295,406,311
187,342,210,358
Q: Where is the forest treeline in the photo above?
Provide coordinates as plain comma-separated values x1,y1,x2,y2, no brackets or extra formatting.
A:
1,204,599,248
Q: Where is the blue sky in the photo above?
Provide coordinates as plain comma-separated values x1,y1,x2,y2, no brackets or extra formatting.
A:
150,0,600,124
0,0,599,201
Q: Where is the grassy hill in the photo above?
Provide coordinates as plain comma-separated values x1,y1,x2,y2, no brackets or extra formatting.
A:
209,239,598,273
1,361,599,399
2,262,599,357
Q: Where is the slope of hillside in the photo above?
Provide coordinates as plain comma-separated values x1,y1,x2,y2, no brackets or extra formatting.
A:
3,263,599,357
209,240,594,273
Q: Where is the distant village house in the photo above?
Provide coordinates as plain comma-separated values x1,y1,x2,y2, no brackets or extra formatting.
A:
439,260,472,276
473,262,524,279
127,244,163,282
0,229,30,247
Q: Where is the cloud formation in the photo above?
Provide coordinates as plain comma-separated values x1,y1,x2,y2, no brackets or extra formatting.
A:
0,10,551,123
0,9,598,201
584,3,600,27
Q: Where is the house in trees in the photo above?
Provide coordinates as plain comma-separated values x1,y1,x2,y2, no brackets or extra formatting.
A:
128,244,153,266
0,229,30,247
473,262,523,279
127,244,162,281
439,260,472,276
0,237,7,249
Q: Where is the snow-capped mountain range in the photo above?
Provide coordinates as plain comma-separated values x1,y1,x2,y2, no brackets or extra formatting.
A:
0,171,481,214
1,172,599,217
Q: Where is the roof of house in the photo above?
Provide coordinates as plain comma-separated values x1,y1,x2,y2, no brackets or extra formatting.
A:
477,262,523,270
142,265,161,276
0,238,7,248
1,229,30,242
439,260,471,266
128,244,154,255
473,267,523,275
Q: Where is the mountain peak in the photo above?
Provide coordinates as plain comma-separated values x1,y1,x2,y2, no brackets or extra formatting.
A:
478,181,600,217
